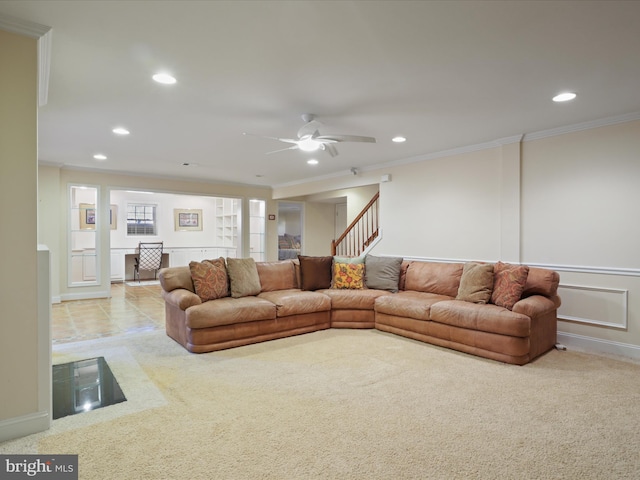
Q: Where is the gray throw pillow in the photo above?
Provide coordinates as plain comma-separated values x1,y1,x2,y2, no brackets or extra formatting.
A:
226,257,261,298
364,255,403,293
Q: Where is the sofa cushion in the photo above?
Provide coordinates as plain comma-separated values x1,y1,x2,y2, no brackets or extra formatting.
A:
404,261,463,297
491,262,529,310
298,255,333,290
256,260,298,292
319,288,392,310
399,261,411,291
226,257,262,298
159,265,194,293
185,296,276,328
374,291,453,321
258,289,331,317
189,258,229,301
365,255,403,293
522,267,560,298
429,300,531,337
456,262,494,304
332,262,365,289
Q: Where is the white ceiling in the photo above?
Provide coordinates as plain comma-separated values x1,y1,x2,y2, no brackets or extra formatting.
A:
2,0,640,188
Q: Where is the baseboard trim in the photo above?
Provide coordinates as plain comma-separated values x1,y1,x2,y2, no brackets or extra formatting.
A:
0,411,50,443
557,332,640,361
59,289,111,302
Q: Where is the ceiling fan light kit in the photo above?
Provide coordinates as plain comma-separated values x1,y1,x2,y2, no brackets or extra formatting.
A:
246,114,376,158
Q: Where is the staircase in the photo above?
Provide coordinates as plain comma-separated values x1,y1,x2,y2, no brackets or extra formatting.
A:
331,192,379,256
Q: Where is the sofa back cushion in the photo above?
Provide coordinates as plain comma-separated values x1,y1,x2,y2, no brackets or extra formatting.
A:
159,266,194,293
257,260,298,292
399,261,411,291
522,267,560,298
404,261,464,297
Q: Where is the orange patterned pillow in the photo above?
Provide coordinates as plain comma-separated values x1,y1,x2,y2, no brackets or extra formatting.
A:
189,258,229,301
332,262,365,289
490,262,529,310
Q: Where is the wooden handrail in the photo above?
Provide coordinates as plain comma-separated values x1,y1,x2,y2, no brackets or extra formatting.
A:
332,191,379,256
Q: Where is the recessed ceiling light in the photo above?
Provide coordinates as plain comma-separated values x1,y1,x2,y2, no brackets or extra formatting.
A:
307,159,319,165
392,136,407,143
112,127,130,135
152,73,177,85
93,154,107,160
552,92,577,102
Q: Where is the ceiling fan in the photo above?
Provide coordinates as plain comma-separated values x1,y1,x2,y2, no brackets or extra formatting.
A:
244,114,376,157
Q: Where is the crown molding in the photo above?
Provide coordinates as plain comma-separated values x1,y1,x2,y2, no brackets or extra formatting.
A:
0,14,52,106
0,14,50,38
523,111,640,142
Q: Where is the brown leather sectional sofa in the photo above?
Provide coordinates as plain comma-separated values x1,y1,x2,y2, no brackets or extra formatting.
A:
159,258,560,365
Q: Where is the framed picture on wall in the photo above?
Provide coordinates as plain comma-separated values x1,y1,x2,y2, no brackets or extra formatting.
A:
79,203,95,230
174,208,203,231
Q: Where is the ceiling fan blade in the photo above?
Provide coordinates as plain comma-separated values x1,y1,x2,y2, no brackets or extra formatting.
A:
322,143,339,157
265,145,299,155
243,132,299,145
316,135,377,144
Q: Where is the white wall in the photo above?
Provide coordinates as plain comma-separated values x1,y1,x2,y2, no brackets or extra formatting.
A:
378,147,503,260
303,202,335,256
521,121,640,269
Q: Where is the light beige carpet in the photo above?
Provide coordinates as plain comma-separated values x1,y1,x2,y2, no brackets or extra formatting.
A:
2,329,640,479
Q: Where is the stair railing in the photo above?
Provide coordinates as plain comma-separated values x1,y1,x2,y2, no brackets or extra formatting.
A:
331,192,379,257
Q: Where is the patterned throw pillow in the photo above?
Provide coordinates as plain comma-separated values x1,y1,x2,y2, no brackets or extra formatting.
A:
490,261,529,310
189,258,229,301
332,262,365,289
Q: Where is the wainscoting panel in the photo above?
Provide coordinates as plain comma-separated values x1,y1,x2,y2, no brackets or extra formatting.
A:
558,284,628,329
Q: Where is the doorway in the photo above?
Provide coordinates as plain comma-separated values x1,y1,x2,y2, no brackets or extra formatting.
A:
277,202,303,260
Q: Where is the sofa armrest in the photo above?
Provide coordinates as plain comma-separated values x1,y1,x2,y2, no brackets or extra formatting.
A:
512,294,560,318
162,288,202,311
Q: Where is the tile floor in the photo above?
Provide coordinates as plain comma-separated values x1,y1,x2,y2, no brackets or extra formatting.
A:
52,283,165,344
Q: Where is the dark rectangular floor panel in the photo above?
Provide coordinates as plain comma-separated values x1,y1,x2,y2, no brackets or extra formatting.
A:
52,357,126,420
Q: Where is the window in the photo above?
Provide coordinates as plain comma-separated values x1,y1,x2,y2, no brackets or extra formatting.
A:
127,203,157,236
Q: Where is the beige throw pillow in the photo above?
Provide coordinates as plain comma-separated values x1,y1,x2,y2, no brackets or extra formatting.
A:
456,262,494,304
226,257,262,298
